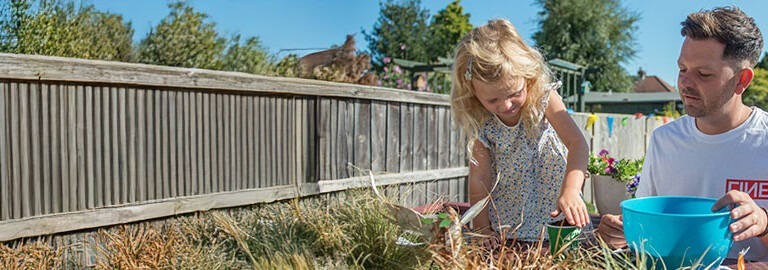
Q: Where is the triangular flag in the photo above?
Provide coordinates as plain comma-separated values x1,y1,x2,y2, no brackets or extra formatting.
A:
621,116,628,127
586,114,598,130
607,116,615,137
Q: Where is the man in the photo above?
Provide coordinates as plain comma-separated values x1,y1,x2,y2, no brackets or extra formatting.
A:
597,6,768,261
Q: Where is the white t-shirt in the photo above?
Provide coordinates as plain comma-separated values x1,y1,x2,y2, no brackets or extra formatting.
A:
636,107,768,261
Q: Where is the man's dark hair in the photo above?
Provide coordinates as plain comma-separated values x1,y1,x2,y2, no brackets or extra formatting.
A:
681,6,764,67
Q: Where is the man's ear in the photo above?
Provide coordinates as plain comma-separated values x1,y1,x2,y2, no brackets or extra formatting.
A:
735,68,754,95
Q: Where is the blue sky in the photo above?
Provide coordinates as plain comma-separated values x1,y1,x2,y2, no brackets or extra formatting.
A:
87,0,768,88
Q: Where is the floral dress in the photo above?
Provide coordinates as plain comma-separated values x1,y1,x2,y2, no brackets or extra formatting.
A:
477,91,568,241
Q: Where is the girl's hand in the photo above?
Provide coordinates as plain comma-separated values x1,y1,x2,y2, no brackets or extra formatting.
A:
550,188,590,228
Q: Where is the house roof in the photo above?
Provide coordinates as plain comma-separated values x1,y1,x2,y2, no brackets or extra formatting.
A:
634,75,676,93
565,91,681,103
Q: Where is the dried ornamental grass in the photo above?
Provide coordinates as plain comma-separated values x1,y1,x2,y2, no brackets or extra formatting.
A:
0,240,63,269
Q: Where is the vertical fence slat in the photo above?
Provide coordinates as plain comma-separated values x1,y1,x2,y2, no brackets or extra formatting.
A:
19,82,32,217
127,88,137,203
371,101,386,173
161,90,170,198
85,85,96,209
49,85,61,214
296,98,307,183
307,97,318,182
176,91,185,196
222,95,230,191
0,82,8,220
230,95,237,190
413,105,426,171
239,95,247,190
63,85,74,213
438,107,450,169
153,89,163,199
183,91,192,196
30,83,42,216
203,93,212,194
216,94,224,191
0,81,5,221
385,102,400,173
258,96,267,187
168,91,177,197
136,89,146,201
118,87,128,204
354,100,371,175
90,86,103,209
427,106,438,170
76,85,86,210
10,83,21,218
102,87,113,205
44,84,57,214
399,103,414,204
277,98,286,185
246,95,254,189
145,89,156,201
192,92,201,195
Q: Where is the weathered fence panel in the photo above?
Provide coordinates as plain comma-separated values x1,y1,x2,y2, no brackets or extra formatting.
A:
0,53,468,241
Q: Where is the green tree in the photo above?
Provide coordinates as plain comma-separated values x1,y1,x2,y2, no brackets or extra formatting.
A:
0,0,133,61
533,0,640,92
744,67,768,110
363,0,430,67
274,54,300,77
222,35,274,75
136,1,226,69
758,52,768,70
426,0,472,61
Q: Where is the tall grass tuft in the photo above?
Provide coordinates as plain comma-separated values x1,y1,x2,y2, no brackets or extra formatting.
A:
0,240,63,269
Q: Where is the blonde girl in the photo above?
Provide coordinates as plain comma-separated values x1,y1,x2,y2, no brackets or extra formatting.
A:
450,18,590,242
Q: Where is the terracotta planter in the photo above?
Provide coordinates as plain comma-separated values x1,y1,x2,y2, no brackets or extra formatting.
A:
592,175,631,215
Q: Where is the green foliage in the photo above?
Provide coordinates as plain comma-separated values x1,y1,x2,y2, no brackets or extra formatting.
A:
378,57,411,89
758,52,768,70
588,149,643,183
660,101,681,118
274,54,300,77
136,1,226,69
426,0,472,62
745,68,768,111
221,35,274,75
363,0,430,67
0,0,134,61
533,0,640,93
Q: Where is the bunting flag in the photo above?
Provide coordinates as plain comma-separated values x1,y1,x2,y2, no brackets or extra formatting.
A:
634,113,644,119
586,114,599,130
663,117,669,124
567,108,575,115
621,116,628,127
655,116,661,121
606,116,615,137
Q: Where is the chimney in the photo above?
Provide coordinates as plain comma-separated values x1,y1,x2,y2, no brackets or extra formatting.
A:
637,67,646,79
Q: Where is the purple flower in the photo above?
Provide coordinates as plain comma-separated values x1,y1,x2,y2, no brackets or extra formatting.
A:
383,57,391,64
394,65,402,74
400,44,407,50
599,149,610,156
626,173,641,196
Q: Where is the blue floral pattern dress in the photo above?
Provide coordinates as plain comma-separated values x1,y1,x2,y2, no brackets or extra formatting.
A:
477,91,569,241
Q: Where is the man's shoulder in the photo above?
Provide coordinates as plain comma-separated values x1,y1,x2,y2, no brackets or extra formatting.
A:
650,115,692,139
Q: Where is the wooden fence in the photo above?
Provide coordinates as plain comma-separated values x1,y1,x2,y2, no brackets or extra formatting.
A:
0,53,669,242
0,53,468,242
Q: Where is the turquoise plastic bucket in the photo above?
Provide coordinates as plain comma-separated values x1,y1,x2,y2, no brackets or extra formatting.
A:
621,196,733,269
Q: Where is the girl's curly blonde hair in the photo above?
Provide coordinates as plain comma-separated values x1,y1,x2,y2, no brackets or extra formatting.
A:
450,18,554,162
